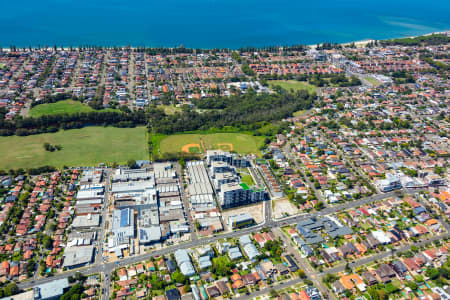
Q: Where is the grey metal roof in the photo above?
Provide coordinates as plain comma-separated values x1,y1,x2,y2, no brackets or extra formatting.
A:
243,243,260,260
63,246,94,268
139,226,162,243
228,247,243,260
198,256,212,269
239,234,252,246
35,278,69,299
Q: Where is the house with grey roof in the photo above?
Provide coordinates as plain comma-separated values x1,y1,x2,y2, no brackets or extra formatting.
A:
174,249,195,276
243,243,260,260
239,234,252,246
296,216,353,245
362,271,378,286
239,234,260,260
198,256,212,269
228,247,243,260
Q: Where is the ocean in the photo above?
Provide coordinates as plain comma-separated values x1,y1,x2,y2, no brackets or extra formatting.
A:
1,0,449,48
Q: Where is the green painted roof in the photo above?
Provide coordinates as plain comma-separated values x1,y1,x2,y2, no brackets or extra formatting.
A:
240,182,250,190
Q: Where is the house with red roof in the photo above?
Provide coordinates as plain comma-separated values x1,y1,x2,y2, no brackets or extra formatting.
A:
253,233,266,247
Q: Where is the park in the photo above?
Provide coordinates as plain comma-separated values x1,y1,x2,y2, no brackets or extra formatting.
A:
0,126,148,169
29,100,118,117
155,132,266,157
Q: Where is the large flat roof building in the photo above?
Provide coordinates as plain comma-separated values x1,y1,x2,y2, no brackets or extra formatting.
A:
139,226,162,244
33,278,69,300
228,213,255,229
206,150,249,168
186,161,216,209
111,181,155,195
213,172,238,191
76,188,104,202
187,161,210,183
71,214,100,228
219,182,265,208
376,174,402,192
111,208,135,246
112,168,154,183
63,246,94,269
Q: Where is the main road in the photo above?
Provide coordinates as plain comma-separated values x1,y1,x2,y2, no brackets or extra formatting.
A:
273,227,335,300
17,189,418,292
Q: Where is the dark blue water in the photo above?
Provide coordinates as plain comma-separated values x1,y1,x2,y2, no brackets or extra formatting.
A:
1,0,449,48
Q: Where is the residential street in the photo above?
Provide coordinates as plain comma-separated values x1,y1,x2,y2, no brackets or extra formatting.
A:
282,140,326,205
273,227,335,300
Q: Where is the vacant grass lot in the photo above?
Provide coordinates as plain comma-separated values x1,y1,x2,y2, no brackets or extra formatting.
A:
29,100,118,117
269,80,317,94
0,127,148,169
158,133,265,156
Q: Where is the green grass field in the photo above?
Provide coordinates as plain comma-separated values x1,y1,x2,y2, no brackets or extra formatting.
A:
240,173,255,186
293,110,308,117
269,80,317,94
365,76,382,86
157,133,265,156
29,100,118,117
159,105,182,115
188,146,201,154
0,127,148,169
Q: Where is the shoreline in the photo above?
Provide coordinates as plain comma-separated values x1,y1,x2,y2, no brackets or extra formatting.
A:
1,30,448,51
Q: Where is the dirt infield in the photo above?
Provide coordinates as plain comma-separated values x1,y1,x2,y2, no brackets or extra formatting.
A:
181,143,201,153
158,133,265,157
181,142,233,153
216,143,234,151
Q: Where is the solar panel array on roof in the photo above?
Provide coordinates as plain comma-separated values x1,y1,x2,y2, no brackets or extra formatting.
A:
120,208,131,227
